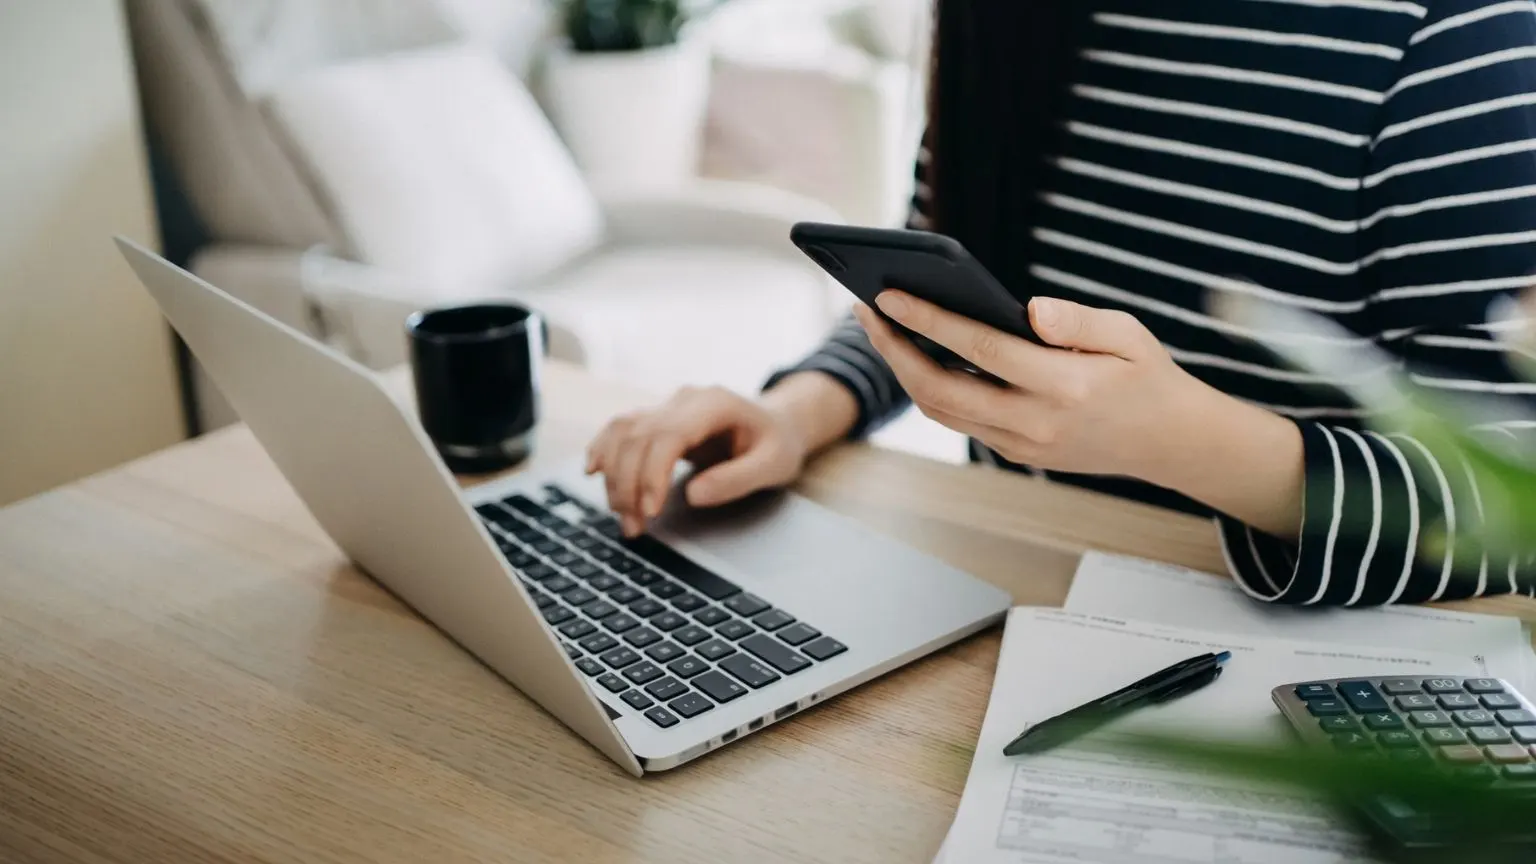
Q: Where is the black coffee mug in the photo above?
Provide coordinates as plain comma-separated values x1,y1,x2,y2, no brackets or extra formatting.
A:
406,302,544,474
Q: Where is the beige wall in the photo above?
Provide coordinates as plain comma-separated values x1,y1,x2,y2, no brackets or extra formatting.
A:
0,0,183,506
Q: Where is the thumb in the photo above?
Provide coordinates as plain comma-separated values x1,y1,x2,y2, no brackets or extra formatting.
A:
684,445,783,508
1030,297,1152,360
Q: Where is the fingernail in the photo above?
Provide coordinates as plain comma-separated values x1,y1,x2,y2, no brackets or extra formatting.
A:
875,292,909,318
1033,298,1059,329
642,493,659,517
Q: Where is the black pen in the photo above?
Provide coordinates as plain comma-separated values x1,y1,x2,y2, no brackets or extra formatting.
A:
1002,650,1232,756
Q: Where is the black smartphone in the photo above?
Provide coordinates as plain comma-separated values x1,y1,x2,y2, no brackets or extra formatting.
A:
789,222,1039,381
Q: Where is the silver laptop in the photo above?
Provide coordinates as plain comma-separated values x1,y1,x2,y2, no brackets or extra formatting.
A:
117,238,1011,776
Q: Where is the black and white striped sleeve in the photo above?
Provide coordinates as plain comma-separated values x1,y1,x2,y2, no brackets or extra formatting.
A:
760,143,934,437
1222,0,1536,605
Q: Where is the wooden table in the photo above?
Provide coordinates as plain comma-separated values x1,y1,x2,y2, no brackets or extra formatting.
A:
1,362,1532,864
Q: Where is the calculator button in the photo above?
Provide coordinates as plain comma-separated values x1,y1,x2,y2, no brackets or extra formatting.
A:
1307,699,1349,717
1333,731,1375,751
1411,711,1453,728
1514,728,1536,745
1377,731,1418,749
1424,678,1463,694
1455,709,1496,727
1482,693,1522,710
1485,743,1530,763
1504,763,1536,780
1438,693,1477,710
1294,683,1335,700
1423,727,1467,745
1465,678,1503,694
1469,726,1512,746
1363,712,1404,731
1390,748,1430,763
1439,744,1485,763
1497,709,1536,726
1451,764,1496,783
1380,679,1424,696
1338,681,1389,713
1318,716,1359,733
1395,694,1436,711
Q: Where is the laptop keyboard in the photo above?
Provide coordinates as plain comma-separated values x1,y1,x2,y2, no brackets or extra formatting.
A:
475,483,849,729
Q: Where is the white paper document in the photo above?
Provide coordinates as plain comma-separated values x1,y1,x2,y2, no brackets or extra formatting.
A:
943,608,1491,864
1065,552,1536,692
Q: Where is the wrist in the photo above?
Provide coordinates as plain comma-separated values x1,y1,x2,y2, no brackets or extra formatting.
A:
760,371,859,457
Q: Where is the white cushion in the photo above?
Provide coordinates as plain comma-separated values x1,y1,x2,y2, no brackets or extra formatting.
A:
263,44,604,288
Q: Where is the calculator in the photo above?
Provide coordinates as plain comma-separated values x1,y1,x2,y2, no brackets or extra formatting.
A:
1274,675,1536,848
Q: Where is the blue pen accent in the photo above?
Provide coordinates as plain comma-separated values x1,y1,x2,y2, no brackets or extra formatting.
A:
1215,651,1232,664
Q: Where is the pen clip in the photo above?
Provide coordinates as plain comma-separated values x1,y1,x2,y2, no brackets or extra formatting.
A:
1147,665,1223,703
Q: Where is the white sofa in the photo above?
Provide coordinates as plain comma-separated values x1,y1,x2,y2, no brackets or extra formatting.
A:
126,0,848,429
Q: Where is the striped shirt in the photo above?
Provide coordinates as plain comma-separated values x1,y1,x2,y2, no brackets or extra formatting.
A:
769,0,1536,606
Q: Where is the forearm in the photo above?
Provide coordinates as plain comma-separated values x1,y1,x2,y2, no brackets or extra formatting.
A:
1143,377,1305,540
760,371,860,456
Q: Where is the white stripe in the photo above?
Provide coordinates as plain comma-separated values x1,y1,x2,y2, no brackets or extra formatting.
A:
801,355,880,411
1411,1,1536,45
1409,375,1536,394
1073,86,1369,147
1368,228,1536,267
820,340,894,407
1247,401,1371,419
1361,184,1536,232
1093,13,1403,59
1378,326,1423,342
1165,344,1396,383
1084,50,1386,104
1221,526,1285,601
1384,46,1536,102
1055,157,1362,233
1379,93,1536,145
1243,0,1426,15
1337,428,1384,606
1412,334,1510,351
1472,317,1532,333
1472,419,1536,431
1029,264,1374,346
1248,530,1285,595
1043,194,1367,279
1364,137,1536,189
1034,225,1367,311
1509,556,1520,594
1373,274,1536,302
1456,453,1491,597
1366,431,1421,605
1306,426,1348,604
1069,122,1362,191
1393,434,1457,601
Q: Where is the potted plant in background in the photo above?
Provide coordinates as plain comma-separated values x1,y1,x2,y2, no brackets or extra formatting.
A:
541,0,718,189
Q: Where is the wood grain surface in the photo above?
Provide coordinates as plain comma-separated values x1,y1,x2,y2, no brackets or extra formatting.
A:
0,362,1530,863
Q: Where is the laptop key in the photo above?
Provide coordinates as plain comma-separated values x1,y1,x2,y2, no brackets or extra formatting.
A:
596,673,627,693
667,656,708,679
579,633,618,654
575,658,603,677
645,677,689,702
624,628,661,648
531,591,557,610
741,634,811,675
752,610,795,632
716,619,755,641
650,612,687,631
561,642,581,660
776,623,820,646
623,662,665,686
524,563,556,581
801,637,848,662
719,653,780,689
646,642,685,663
644,707,679,728
570,562,602,580
561,588,596,607
670,593,706,613
668,693,714,719
724,593,770,617
628,566,658,585
693,607,729,627
573,534,601,550
629,599,665,618
543,575,576,594
695,639,737,662
600,647,640,669
621,535,743,601
607,585,642,604
586,574,620,592
621,690,654,711
551,550,581,567
542,606,575,626
693,671,747,704
581,600,618,620
602,614,639,634
672,625,710,647
532,539,561,555
649,581,684,600
559,620,597,640
589,546,619,562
